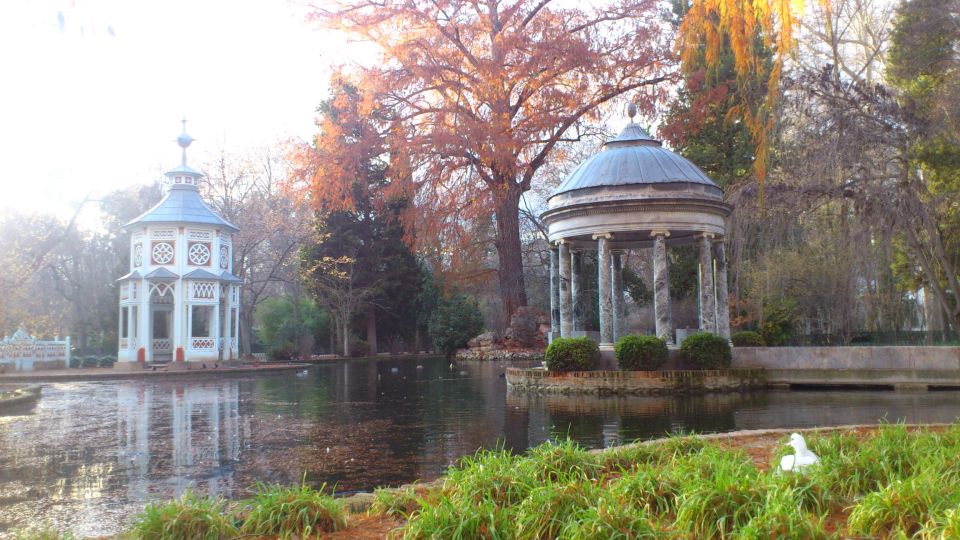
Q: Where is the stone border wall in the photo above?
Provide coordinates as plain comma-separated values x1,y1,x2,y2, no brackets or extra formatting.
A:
732,346,960,370
506,367,765,395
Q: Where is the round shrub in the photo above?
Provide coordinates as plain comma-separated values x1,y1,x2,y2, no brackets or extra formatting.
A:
81,356,100,368
731,331,765,347
98,356,116,368
679,332,731,370
615,335,667,371
544,337,598,373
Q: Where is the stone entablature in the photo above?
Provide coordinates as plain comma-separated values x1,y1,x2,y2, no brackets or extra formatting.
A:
505,367,766,395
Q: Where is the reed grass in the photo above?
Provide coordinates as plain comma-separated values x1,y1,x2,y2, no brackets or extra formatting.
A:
238,482,347,538
132,490,238,540
11,524,75,540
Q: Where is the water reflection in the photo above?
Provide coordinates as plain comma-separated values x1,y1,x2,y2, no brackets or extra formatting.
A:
1,358,959,537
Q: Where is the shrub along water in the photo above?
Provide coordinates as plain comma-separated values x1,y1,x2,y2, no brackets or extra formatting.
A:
543,337,598,372
680,332,732,369
731,330,765,347
614,334,668,370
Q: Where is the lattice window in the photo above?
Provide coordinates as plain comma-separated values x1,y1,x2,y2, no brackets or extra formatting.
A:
219,244,229,269
188,229,212,241
133,243,143,267
152,242,175,265
151,229,176,240
152,339,172,351
188,242,211,266
192,281,216,300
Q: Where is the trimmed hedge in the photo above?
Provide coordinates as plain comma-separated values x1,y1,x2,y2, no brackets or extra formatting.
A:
731,331,765,347
98,356,117,368
680,332,731,369
615,335,668,371
544,337,598,373
81,356,100,368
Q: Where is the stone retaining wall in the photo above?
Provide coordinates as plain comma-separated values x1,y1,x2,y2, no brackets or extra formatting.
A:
732,346,960,370
506,367,766,395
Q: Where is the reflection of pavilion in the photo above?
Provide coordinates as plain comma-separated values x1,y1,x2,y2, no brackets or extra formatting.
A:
116,381,245,498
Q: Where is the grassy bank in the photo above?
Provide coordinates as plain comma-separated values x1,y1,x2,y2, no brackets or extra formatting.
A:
15,423,960,539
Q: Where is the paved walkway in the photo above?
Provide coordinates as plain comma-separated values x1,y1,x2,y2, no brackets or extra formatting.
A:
0,362,308,383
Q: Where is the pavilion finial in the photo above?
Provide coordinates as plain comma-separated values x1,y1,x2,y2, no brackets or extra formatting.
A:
176,117,195,167
627,102,637,122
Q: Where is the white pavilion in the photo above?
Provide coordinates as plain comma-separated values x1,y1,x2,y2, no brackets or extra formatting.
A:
116,122,241,369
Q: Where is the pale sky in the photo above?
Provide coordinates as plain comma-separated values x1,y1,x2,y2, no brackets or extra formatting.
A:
0,0,349,226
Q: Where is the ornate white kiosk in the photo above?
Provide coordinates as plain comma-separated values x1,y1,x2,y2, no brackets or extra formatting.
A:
116,122,241,369
542,106,732,348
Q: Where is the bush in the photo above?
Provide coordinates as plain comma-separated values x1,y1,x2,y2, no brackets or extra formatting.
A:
679,332,731,369
350,339,370,357
544,337,598,372
759,300,796,346
615,335,668,371
68,356,83,369
731,331,765,347
428,294,484,357
81,356,100,368
98,356,116,368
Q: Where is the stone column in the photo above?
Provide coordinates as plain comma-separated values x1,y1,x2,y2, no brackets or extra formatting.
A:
698,233,716,333
652,231,673,344
595,233,613,345
571,249,584,332
549,245,560,339
714,239,732,339
559,241,573,337
612,251,624,341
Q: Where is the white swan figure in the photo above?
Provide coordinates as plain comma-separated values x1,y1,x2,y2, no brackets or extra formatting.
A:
779,433,819,472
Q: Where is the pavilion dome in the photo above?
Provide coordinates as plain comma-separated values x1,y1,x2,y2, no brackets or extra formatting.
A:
541,115,730,248
549,122,721,202
125,123,238,232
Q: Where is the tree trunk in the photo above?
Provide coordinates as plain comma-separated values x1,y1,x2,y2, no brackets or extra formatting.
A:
366,304,378,355
493,186,528,325
240,310,254,356
341,318,350,357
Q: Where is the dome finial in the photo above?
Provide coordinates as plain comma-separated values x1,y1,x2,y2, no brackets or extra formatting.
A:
627,102,637,122
176,117,195,166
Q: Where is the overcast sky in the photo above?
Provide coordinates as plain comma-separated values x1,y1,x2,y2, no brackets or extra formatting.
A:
0,0,347,225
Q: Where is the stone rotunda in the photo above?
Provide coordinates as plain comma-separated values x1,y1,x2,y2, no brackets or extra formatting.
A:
116,122,241,369
542,105,732,349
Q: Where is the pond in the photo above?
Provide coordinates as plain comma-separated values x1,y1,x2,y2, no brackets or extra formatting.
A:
2,356,960,537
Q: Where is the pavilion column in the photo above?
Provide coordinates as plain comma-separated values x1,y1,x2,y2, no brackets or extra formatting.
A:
652,231,673,344
558,241,573,337
571,249,584,333
698,233,717,333
549,245,560,340
714,239,732,340
140,283,151,363
173,281,184,361
595,233,613,345
612,251,624,341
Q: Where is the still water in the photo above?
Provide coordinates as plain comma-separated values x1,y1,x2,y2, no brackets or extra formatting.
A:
2,357,960,537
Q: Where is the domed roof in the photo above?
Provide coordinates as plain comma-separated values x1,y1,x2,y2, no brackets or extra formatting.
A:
550,123,718,198
125,122,238,232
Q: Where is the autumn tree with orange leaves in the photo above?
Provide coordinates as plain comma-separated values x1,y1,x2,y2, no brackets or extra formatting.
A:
309,0,675,323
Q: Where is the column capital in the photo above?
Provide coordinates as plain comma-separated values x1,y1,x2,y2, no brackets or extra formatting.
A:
696,231,716,240
711,235,726,244
650,229,671,238
592,232,613,240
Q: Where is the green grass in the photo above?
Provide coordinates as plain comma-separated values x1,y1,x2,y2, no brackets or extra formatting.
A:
239,482,347,538
123,424,960,539
132,490,238,540
395,424,960,539
11,524,75,540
